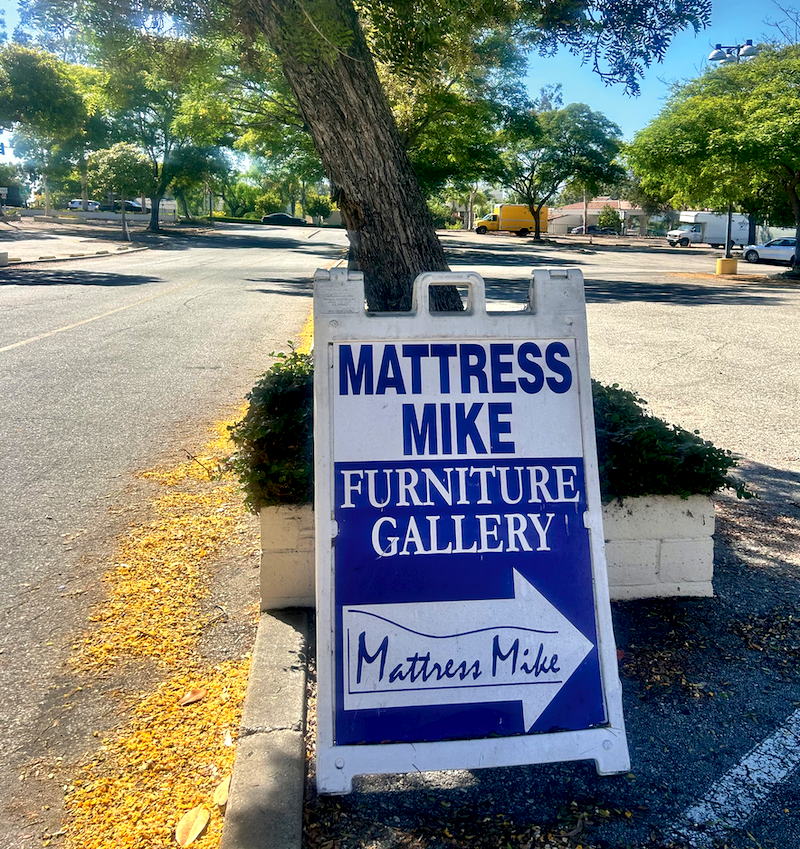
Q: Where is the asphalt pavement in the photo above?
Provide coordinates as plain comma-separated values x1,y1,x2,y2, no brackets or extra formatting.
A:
0,220,348,847
226,233,800,849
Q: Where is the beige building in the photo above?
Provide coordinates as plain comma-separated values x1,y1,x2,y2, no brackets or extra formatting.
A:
548,196,646,235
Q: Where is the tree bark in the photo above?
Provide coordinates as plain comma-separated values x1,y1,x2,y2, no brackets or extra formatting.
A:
121,191,130,241
148,195,163,231
239,0,459,311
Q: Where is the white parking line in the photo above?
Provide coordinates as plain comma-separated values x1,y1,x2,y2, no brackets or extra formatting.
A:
670,708,800,847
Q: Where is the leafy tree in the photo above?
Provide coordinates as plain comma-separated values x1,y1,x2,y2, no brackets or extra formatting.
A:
97,30,229,231
501,103,623,239
305,191,333,224
220,179,261,217
223,0,711,308
626,44,800,259
30,0,712,306
597,204,622,232
254,189,283,216
0,44,89,213
169,146,229,219
89,142,153,238
13,0,94,62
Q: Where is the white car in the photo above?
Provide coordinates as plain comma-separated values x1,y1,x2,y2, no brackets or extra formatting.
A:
67,199,101,211
744,238,796,265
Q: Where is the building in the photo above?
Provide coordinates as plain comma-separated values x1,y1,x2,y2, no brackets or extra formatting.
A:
548,197,646,235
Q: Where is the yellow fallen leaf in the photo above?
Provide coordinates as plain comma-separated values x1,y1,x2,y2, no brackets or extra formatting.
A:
175,805,209,846
178,688,207,706
213,775,231,807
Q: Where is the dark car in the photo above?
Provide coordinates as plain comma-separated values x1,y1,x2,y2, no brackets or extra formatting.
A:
261,212,307,226
569,225,617,235
98,200,148,212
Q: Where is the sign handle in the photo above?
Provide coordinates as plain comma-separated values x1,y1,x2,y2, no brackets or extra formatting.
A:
413,271,487,317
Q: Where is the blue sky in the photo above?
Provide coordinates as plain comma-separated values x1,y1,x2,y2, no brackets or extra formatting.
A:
528,0,793,140
0,0,793,163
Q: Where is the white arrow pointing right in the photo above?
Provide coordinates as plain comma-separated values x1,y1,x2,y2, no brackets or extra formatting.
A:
342,570,594,731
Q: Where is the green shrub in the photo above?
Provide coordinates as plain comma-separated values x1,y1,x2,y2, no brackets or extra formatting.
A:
592,381,752,502
227,347,314,511
227,357,752,511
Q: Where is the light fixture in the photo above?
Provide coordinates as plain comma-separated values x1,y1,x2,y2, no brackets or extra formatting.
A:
708,39,760,64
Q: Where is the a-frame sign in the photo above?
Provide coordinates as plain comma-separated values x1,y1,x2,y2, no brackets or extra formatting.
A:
313,268,629,794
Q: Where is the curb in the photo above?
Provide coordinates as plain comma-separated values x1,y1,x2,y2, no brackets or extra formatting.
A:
221,611,309,849
1,245,149,266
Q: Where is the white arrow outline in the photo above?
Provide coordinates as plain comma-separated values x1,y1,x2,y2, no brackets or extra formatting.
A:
343,570,595,731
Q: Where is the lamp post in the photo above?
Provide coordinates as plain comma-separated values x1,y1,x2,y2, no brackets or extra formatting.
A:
708,39,759,64
708,39,760,257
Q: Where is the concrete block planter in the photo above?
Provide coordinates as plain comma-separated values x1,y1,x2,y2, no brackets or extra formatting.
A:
259,504,315,609
603,495,715,600
259,495,715,609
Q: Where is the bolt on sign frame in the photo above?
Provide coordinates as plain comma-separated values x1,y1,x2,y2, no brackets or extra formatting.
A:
313,268,629,794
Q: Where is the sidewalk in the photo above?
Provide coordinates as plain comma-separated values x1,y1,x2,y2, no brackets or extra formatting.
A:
0,215,148,264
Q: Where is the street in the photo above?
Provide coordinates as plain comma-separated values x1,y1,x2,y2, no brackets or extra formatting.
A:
0,222,348,846
1,225,798,848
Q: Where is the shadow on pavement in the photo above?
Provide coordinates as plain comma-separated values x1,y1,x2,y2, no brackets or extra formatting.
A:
0,267,159,287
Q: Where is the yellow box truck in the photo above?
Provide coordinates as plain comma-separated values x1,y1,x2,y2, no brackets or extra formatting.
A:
474,204,547,237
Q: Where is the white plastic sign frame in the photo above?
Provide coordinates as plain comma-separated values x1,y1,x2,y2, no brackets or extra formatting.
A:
313,267,629,794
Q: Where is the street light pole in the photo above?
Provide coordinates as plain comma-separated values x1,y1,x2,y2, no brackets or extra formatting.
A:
708,39,760,258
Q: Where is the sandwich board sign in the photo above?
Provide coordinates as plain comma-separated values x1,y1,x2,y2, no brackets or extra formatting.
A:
313,267,629,794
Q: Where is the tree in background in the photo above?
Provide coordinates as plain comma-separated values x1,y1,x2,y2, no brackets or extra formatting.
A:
625,44,800,255
98,30,229,231
89,142,153,239
219,179,261,218
169,146,229,219
0,44,87,214
501,103,623,239
597,204,622,233
305,191,333,225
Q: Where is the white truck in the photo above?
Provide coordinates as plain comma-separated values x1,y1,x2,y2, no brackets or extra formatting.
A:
666,211,750,248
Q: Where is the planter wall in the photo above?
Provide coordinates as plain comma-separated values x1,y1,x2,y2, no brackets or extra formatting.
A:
602,495,715,600
259,495,715,609
259,504,315,609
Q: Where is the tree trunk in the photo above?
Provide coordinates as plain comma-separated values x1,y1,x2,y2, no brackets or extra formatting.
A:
468,187,476,231
176,189,191,220
44,178,52,217
81,162,89,211
149,195,163,231
534,203,544,240
121,191,130,241
241,0,458,311
789,177,800,274
582,189,588,233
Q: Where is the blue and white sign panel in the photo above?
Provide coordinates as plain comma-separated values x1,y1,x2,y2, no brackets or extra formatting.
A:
314,269,629,794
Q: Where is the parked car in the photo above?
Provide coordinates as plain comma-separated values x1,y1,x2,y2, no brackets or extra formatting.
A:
569,225,617,235
67,199,101,211
743,238,796,265
98,200,148,212
260,212,307,226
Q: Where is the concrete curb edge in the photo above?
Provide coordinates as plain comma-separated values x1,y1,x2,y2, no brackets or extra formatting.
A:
1,245,150,267
221,611,310,849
